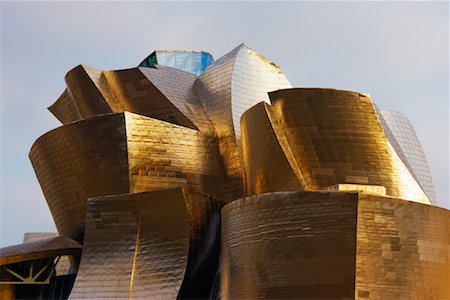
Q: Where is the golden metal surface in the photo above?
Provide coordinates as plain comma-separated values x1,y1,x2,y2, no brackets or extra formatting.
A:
0,236,81,266
220,191,358,299
323,183,387,195
69,187,224,299
29,112,226,242
241,88,430,203
355,194,449,299
49,64,213,133
195,44,292,200
220,191,449,299
12,45,443,299
240,102,303,195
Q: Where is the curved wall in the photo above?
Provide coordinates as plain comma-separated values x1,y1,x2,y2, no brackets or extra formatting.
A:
220,191,358,299
30,112,225,242
267,88,429,203
220,191,449,299
69,188,224,299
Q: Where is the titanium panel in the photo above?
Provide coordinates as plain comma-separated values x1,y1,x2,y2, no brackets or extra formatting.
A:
195,44,291,200
268,88,430,204
50,65,204,131
220,191,449,299
124,113,225,198
70,188,224,299
380,110,436,204
139,65,213,133
48,89,80,124
29,112,225,241
64,65,113,119
29,113,129,241
220,191,358,299
240,102,303,195
355,194,449,299
0,236,81,266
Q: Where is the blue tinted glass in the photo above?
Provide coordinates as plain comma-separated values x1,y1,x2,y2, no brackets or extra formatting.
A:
138,52,157,67
156,52,167,65
201,52,214,73
176,52,193,73
193,53,202,76
165,52,176,68
145,51,214,75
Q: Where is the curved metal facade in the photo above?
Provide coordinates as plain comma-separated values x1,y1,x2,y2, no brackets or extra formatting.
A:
29,113,130,241
69,188,224,299
1,44,444,300
49,65,212,133
0,236,81,267
220,191,449,299
241,102,303,195
380,110,436,203
30,112,225,241
195,44,292,199
265,88,430,204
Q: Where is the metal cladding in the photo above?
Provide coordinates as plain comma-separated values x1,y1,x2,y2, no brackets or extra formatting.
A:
380,110,437,203
1,44,445,299
29,112,226,241
196,43,292,198
69,188,224,299
252,88,429,204
49,65,212,132
220,191,450,299
0,237,81,267
241,102,303,195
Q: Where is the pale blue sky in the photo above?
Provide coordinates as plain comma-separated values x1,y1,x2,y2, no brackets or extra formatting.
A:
1,1,448,247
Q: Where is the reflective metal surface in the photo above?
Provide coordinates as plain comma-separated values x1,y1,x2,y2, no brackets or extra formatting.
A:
30,112,225,242
1,44,444,299
380,110,436,203
241,102,303,195
69,187,224,299
220,191,449,299
196,44,292,200
263,88,430,204
355,194,449,299
49,65,213,133
0,236,81,267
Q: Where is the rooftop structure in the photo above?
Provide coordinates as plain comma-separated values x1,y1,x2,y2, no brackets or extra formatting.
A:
139,50,214,76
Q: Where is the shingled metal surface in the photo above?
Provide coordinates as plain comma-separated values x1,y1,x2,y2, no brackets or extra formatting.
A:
267,88,430,204
220,191,449,299
29,112,225,242
195,44,292,200
0,236,81,266
69,188,224,299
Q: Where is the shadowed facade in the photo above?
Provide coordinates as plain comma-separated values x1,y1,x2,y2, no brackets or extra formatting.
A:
69,188,224,299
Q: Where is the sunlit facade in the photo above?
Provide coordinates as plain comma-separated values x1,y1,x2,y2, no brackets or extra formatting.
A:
0,44,448,300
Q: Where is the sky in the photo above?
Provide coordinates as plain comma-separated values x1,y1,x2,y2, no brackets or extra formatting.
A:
0,1,448,247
